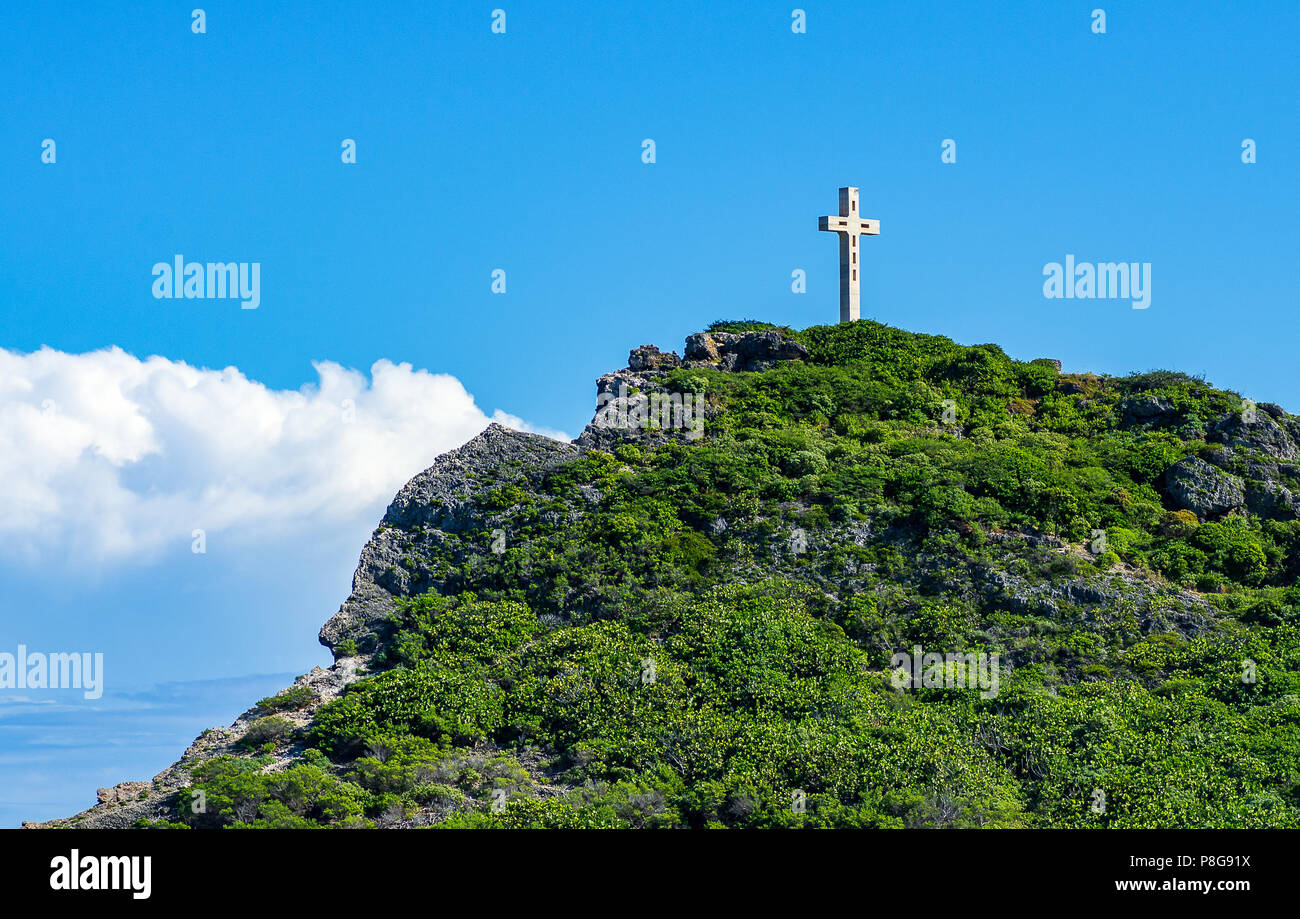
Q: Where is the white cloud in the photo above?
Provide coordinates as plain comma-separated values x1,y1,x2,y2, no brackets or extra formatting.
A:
0,347,568,565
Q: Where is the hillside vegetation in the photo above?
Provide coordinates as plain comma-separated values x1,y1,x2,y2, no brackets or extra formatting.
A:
121,320,1300,829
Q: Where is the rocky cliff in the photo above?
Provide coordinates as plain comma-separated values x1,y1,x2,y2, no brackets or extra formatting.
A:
30,321,1300,829
27,326,819,829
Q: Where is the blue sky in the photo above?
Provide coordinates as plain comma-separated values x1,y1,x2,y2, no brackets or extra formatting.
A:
2,1,1297,824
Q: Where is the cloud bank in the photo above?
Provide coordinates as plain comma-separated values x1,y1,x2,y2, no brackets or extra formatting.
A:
0,347,567,565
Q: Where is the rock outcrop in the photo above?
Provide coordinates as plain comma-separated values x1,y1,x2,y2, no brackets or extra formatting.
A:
320,424,582,654
578,328,809,451
28,424,578,829
684,329,809,372
1155,407,1300,522
1164,457,1247,517
627,344,681,372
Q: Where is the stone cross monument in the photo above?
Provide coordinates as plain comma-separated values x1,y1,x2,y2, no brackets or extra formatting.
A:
818,187,879,323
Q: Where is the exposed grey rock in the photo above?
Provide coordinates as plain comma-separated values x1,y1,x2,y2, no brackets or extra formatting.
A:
319,423,582,653
628,344,681,372
1164,457,1246,517
1064,581,1116,605
1245,481,1300,519
579,337,721,451
1121,395,1177,426
682,329,807,372
684,332,721,362
594,368,659,397
730,330,810,371
577,373,688,452
1209,412,1299,461
96,781,149,806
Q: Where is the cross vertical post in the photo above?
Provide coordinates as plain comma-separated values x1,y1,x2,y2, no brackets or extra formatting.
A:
818,186,879,323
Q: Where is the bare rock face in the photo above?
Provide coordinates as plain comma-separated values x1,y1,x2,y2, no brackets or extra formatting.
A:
730,330,809,370
1246,481,1300,518
684,332,720,362
29,423,581,830
1210,412,1300,461
685,330,809,372
1152,409,1300,522
579,329,809,451
628,344,681,372
1164,457,1246,517
97,782,150,806
1121,395,1179,427
319,423,583,655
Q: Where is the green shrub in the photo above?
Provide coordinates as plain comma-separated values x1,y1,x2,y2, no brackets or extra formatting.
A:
239,716,296,750
255,685,316,713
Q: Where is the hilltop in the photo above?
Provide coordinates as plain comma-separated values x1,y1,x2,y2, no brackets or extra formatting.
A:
32,319,1300,829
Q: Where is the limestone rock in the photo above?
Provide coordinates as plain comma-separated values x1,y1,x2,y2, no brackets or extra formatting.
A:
684,332,720,362
628,344,681,372
683,329,809,372
96,782,150,806
730,330,810,370
319,423,582,653
1121,395,1178,426
1245,481,1300,519
1164,457,1246,517
1209,412,1299,461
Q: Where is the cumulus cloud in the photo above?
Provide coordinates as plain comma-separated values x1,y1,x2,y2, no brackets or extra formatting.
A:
0,347,569,565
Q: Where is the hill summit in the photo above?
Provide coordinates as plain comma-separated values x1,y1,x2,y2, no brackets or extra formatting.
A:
34,319,1300,829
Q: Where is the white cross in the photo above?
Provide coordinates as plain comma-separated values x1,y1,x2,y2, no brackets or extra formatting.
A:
818,186,879,323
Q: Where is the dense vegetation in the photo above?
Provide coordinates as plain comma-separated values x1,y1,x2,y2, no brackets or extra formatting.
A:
175,319,1300,829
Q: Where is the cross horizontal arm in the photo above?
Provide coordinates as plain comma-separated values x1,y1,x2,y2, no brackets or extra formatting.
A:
819,216,880,235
